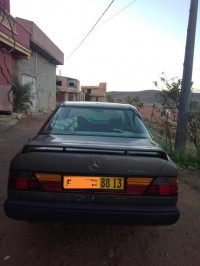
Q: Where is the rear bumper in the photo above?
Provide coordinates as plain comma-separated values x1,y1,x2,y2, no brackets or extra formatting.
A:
4,199,180,225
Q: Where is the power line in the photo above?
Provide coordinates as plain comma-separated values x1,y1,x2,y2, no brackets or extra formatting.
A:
65,0,115,61
97,0,137,28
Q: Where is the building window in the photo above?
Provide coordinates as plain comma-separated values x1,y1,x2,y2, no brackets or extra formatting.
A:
69,82,75,87
56,80,62,86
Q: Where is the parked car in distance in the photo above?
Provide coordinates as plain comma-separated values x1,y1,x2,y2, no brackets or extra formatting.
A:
4,102,179,225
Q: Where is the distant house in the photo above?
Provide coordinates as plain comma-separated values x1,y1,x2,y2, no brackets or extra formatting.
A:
56,76,80,103
14,18,64,112
0,0,31,111
81,82,107,102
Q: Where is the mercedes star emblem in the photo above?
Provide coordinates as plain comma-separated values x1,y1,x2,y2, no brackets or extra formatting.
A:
88,159,102,172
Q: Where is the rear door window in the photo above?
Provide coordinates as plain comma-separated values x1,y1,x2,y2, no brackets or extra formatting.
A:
41,106,151,138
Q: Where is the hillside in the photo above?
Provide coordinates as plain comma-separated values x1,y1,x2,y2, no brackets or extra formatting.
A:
107,90,200,105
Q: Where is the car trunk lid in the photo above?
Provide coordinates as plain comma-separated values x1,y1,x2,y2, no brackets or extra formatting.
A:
21,134,167,176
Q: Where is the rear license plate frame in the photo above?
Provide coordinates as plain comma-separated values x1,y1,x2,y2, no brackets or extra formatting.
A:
63,176,124,190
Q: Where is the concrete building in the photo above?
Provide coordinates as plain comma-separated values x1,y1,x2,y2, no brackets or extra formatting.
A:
81,82,107,102
0,0,64,112
56,75,80,103
14,18,64,112
0,0,31,111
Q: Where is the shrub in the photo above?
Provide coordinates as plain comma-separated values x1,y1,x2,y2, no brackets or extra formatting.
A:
153,132,200,170
172,152,200,170
12,77,34,113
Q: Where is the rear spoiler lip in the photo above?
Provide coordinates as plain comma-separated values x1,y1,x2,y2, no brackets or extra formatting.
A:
22,143,168,160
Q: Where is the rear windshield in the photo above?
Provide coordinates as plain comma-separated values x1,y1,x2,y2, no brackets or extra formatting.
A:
41,106,151,138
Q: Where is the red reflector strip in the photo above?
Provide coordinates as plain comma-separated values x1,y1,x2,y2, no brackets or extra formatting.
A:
159,185,170,195
158,185,178,196
16,179,28,190
144,185,159,195
29,181,40,190
15,179,40,190
8,170,41,191
145,185,178,196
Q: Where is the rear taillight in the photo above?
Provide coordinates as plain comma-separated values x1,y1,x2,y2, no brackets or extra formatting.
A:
126,178,153,195
35,173,62,192
145,177,178,196
126,177,178,196
8,170,42,191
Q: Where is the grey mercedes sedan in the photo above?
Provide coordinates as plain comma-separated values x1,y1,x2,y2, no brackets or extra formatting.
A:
4,102,179,225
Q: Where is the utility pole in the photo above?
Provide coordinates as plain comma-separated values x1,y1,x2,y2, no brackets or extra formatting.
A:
174,0,199,154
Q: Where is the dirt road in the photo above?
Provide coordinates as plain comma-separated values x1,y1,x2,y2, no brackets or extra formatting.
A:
0,114,200,266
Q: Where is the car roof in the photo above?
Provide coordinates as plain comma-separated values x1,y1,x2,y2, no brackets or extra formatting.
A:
61,101,137,111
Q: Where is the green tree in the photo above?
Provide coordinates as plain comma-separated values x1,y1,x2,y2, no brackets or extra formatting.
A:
125,95,144,110
188,101,200,151
154,74,181,122
115,98,122,103
154,74,181,153
125,96,133,104
106,94,115,103
154,73,200,152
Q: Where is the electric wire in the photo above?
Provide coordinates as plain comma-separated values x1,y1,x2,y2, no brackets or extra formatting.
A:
65,0,115,61
97,0,137,28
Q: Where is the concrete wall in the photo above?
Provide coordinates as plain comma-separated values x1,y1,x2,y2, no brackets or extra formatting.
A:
15,50,56,112
16,18,64,65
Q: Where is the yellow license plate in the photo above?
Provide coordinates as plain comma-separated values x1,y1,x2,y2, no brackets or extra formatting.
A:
63,176,124,190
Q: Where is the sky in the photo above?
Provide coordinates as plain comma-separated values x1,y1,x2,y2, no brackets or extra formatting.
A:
10,0,200,93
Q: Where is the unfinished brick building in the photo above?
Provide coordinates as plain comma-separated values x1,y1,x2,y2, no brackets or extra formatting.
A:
81,82,107,102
